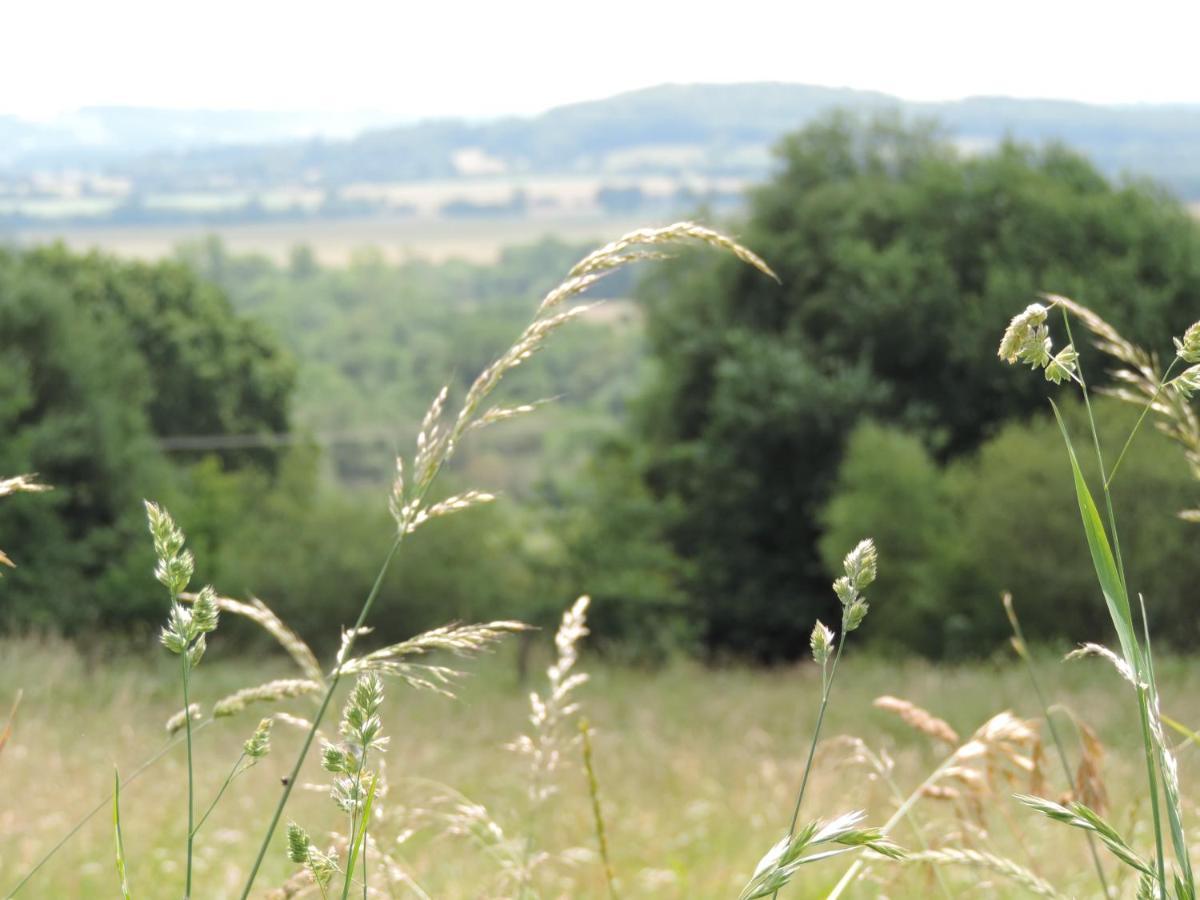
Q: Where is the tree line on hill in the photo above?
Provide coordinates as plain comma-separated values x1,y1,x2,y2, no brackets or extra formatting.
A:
4,112,1200,660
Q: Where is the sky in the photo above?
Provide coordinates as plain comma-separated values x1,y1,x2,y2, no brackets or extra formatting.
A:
3,0,1199,120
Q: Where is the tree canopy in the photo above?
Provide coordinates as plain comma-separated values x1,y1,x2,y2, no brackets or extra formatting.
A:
0,246,294,628
634,113,1200,659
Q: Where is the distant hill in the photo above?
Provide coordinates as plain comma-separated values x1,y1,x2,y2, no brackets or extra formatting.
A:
102,84,1200,189
0,106,402,168
4,83,1200,228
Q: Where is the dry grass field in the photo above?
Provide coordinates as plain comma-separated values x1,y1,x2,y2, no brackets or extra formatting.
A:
7,213,663,267
2,634,1198,898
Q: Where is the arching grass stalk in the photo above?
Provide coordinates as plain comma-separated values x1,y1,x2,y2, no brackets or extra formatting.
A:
1003,594,1111,897
1104,356,1180,490
240,534,401,899
237,223,777,900
828,704,1039,900
193,718,272,839
770,538,876,900
846,739,952,900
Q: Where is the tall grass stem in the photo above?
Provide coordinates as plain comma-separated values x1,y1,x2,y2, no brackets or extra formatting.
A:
1061,309,1166,898
237,534,403,900
181,653,195,898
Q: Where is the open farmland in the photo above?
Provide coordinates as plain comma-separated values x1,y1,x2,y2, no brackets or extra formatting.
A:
5,212,666,266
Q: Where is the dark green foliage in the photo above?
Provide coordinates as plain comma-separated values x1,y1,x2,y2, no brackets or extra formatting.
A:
181,237,644,490
633,114,1200,659
181,449,547,653
822,404,1200,658
554,438,697,659
0,246,293,630
819,422,951,655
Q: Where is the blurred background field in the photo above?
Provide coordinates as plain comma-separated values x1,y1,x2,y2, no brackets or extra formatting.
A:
4,635,1199,899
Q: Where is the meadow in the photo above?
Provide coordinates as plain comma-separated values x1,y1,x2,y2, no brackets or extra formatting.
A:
6,123,1200,899
3,634,1196,899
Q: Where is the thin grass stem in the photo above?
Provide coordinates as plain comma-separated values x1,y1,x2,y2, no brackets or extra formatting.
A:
237,533,403,900
181,652,195,899
787,632,845,832
113,770,131,900
1004,595,1112,897
1105,357,1180,490
192,751,247,838
580,719,618,900
827,753,962,899
767,631,847,900
341,746,370,900
3,719,215,898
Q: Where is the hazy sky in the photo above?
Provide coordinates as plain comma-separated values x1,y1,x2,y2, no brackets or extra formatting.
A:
5,0,1198,118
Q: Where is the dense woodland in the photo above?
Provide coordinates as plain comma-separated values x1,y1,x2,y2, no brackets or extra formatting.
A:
4,114,1200,659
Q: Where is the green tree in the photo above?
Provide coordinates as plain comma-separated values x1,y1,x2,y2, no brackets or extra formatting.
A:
634,113,1200,659
820,405,1200,658
819,422,951,655
0,246,293,630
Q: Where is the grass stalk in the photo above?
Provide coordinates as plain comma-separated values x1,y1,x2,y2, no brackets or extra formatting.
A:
1061,309,1167,898
827,753,961,899
192,751,246,838
1004,595,1112,897
181,653,195,899
1140,596,1194,891
766,632,846,900
237,533,402,900
1104,357,1180,491
787,631,846,833
113,770,132,900
861,745,952,900
341,746,370,900
341,775,379,900
580,719,618,900
3,719,215,898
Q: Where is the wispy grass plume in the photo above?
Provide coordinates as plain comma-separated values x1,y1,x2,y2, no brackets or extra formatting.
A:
236,223,777,899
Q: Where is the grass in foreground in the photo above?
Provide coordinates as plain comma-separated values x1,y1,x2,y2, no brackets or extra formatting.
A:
2,636,1199,898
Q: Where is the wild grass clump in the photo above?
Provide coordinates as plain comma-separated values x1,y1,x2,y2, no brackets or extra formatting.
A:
996,294,1200,898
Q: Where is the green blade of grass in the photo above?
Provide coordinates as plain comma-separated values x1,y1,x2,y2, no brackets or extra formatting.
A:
340,773,379,900
1140,597,1194,894
1049,400,1140,671
113,769,132,900
1162,714,1200,748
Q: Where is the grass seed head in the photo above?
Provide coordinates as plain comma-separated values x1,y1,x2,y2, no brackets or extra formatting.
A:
1175,320,1200,363
244,717,274,759
998,303,1050,366
213,679,322,717
165,703,203,735
810,620,834,665
873,696,960,746
1171,364,1200,399
842,538,877,591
